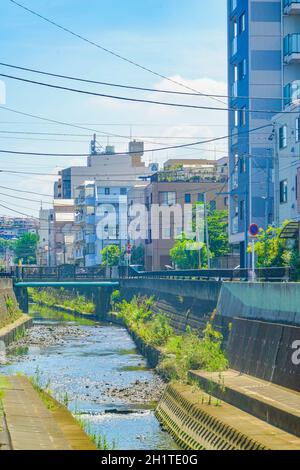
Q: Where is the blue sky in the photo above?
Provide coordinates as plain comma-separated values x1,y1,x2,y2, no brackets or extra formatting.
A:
0,0,227,216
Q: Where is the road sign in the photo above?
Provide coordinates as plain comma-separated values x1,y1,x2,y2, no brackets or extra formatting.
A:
249,223,259,238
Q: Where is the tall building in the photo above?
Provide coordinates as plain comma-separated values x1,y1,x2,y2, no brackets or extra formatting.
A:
228,0,283,266
36,208,54,266
131,170,228,271
55,139,152,200
273,2,300,225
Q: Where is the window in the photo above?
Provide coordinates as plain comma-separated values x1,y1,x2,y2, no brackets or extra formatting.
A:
296,118,300,142
239,155,246,173
159,191,176,206
279,125,287,149
239,59,246,80
185,193,191,203
234,109,238,127
209,200,216,212
104,188,110,195
198,193,205,203
240,107,246,126
224,197,229,207
239,200,244,221
280,180,288,204
120,188,127,196
239,12,246,34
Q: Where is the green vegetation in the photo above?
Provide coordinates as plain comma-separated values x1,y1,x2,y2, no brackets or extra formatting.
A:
248,222,300,273
101,245,121,267
30,304,95,326
14,233,39,265
114,295,228,383
0,295,22,329
75,415,117,450
130,245,145,267
29,288,95,315
170,209,230,269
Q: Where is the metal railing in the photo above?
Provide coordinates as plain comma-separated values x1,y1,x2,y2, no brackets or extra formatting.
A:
127,266,295,282
0,265,296,283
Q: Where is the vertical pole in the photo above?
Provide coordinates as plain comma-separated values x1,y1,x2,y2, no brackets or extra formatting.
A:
204,193,211,269
251,238,256,282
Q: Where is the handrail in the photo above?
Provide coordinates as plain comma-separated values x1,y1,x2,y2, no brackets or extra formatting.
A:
0,265,295,283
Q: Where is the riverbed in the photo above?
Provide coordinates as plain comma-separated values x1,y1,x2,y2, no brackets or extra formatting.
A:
0,305,179,450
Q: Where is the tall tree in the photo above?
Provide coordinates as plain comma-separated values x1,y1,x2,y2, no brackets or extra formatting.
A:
170,209,230,269
14,233,39,265
101,245,121,267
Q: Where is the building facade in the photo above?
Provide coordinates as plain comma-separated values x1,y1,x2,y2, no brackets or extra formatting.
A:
273,2,300,225
228,0,283,266
36,208,55,266
137,171,228,271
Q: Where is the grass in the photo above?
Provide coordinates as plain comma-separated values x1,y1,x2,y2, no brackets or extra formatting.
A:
29,288,95,315
0,295,23,329
75,415,117,450
30,304,96,326
114,294,229,384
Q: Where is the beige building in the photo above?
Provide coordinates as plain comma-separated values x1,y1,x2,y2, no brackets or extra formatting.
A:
50,200,78,266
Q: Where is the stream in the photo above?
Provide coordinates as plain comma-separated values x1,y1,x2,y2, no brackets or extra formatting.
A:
0,305,179,450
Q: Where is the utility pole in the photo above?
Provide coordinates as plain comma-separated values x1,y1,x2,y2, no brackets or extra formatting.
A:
204,193,211,269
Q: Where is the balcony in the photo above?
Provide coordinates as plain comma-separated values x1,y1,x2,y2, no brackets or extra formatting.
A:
284,34,300,63
85,233,96,244
284,0,300,15
85,214,96,226
284,81,300,106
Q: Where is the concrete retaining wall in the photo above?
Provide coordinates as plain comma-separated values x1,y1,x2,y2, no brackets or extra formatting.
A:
227,318,300,392
0,279,23,326
0,315,33,347
217,282,300,326
119,279,221,333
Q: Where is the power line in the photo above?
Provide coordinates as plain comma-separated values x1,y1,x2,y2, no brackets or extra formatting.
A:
8,0,226,106
0,185,53,198
3,72,300,115
0,105,225,154
0,61,294,102
0,72,229,111
0,124,272,157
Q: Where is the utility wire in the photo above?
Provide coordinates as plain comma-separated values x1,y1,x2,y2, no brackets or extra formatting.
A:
7,0,226,106
0,124,272,157
0,61,293,102
2,72,300,114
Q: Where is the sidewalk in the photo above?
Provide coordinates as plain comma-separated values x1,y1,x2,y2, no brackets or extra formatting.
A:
0,376,95,450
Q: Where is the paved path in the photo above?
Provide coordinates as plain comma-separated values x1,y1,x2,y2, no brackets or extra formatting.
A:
0,376,95,450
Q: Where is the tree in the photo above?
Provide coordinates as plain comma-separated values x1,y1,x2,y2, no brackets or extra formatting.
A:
101,245,121,267
207,210,230,258
169,209,230,269
130,245,145,266
14,233,38,265
248,221,298,268
170,235,207,269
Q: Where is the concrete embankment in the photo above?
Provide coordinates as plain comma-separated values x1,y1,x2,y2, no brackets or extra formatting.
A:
156,383,300,450
0,279,32,347
0,376,95,450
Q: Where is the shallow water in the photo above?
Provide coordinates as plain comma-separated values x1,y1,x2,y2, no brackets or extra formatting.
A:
0,306,179,450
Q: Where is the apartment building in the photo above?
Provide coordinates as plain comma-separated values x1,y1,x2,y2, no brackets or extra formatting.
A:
0,216,38,240
55,140,152,199
228,0,283,266
273,1,300,225
36,208,55,266
74,181,129,266
140,171,228,271
50,200,77,266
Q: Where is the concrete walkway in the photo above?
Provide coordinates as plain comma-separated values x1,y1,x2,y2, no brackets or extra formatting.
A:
190,369,300,439
0,376,95,450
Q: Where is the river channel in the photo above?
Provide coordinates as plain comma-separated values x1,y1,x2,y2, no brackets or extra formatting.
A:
0,305,179,450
